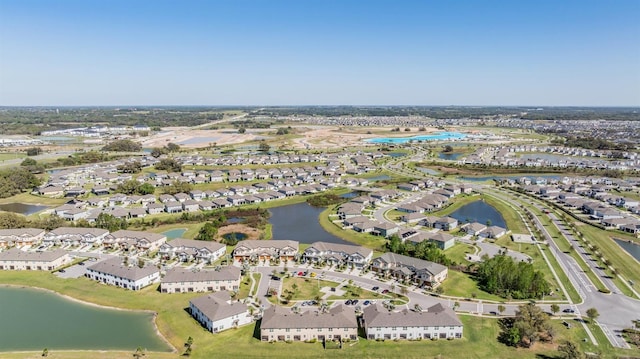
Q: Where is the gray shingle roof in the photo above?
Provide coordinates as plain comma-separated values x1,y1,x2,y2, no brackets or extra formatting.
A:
162,267,240,284
87,258,159,281
261,304,357,330
363,303,462,328
0,248,68,262
190,291,249,322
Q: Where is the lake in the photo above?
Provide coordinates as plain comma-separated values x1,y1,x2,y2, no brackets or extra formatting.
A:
0,286,170,352
269,203,351,245
162,228,186,239
0,202,49,215
449,200,507,228
614,239,640,262
438,152,463,160
366,132,467,144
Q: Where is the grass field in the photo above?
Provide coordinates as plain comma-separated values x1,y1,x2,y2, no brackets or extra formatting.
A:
2,270,639,358
439,270,505,302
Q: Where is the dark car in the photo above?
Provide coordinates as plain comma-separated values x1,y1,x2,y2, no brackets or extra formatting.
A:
372,286,379,291
562,308,575,313
271,276,281,281
382,289,389,294
363,300,371,306
78,262,85,266
345,299,352,305
59,269,66,273
352,300,359,305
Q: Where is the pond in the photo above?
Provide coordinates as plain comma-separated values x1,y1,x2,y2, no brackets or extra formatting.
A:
269,203,352,245
438,152,463,160
367,174,391,182
223,232,248,242
448,200,507,229
365,132,467,144
386,152,406,158
340,191,358,199
416,167,441,176
614,239,640,262
0,286,171,352
162,228,186,239
0,203,49,215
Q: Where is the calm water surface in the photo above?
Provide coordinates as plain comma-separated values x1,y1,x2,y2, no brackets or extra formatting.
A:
162,228,186,239
0,203,48,215
449,200,507,228
0,286,170,352
269,203,351,245
614,239,640,262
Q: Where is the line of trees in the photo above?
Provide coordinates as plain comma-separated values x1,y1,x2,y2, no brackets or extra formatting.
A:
0,167,42,198
475,254,550,299
102,139,142,152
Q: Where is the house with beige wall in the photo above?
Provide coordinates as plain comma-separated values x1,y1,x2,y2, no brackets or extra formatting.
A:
362,303,463,341
260,305,357,342
189,291,252,333
0,228,45,248
0,248,71,270
160,267,241,294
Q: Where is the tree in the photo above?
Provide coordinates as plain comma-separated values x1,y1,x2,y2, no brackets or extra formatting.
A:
117,180,142,195
443,145,454,153
137,183,155,195
166,142,181,152
586,308,599,323
501,303,553,348
238,127,246,134
0,212,28,229
102,139,142,152
550,304,560,316
258,142,270,152
41,348,48,357
150,147,166,158
164,181,192,195
185,336,194,348
557,340,584,359
21,158,37,167
498,304,506,315
26,147,42,156
276,128,289,135
133,347,146,358
195,222,218,241
137,258,145,268
435,286,444,295
117,161,142,174
155,158,182,172
95,213,128,232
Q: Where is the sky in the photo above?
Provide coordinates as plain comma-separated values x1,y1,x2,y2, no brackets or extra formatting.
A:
0,0,639,106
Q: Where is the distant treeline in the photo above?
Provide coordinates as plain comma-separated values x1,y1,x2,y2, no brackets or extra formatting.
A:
0,107,237,135
252,106,640,120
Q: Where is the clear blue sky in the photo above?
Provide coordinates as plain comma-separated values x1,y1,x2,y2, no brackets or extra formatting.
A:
1,0,639,106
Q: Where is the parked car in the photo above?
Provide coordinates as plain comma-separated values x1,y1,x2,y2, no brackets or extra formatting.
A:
363,300,371,306
372,286,379,291
345,299,352,305
271,276,281,281
382,289,389,294
563,308,575,313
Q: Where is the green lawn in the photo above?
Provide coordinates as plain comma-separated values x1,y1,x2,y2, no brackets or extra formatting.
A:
446,242,475,264
145,223,203,239
439,270,505,302
318,207,387,251
281,277,337,301
0,192,67,206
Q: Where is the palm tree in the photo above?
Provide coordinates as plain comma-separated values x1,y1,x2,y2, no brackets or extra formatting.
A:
133,347,145,358
42,348,49,357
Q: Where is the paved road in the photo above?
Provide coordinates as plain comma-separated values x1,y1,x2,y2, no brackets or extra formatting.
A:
490,189,640,348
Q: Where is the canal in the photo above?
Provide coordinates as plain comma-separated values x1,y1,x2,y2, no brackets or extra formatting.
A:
0,286,171,352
